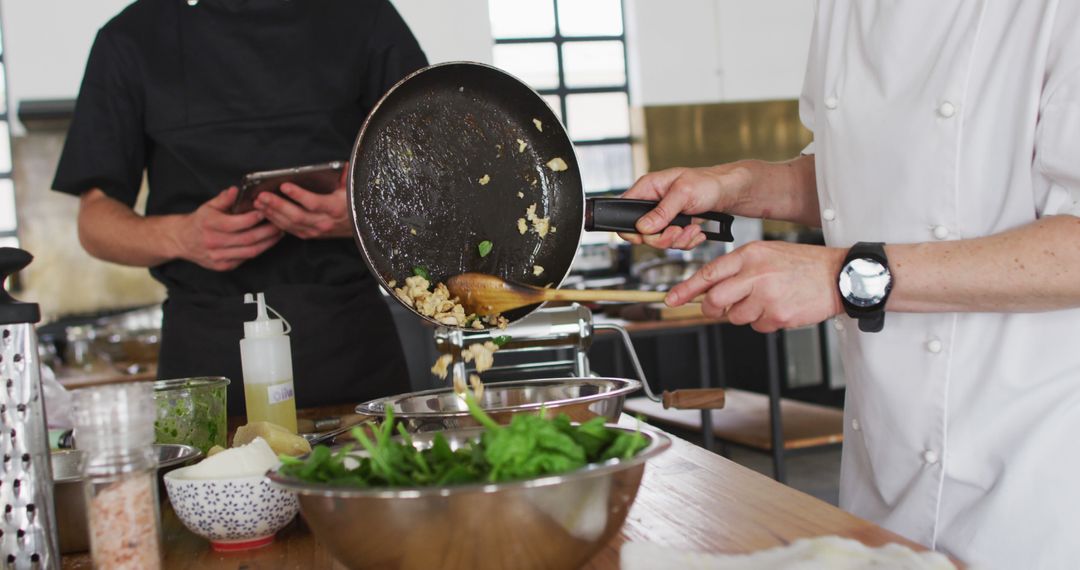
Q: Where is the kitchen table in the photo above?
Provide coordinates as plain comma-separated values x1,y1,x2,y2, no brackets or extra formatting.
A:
59,416,935,569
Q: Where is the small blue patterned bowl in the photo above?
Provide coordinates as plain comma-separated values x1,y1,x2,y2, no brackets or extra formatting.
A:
164,467,299,552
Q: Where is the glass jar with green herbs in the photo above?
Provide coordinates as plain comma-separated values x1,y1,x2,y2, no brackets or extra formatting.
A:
152,377,229,454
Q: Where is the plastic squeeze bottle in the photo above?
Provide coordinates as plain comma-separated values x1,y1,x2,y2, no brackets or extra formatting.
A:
239,293,298,433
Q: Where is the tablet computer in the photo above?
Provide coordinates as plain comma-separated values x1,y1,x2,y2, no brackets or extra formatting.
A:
231,161,346,214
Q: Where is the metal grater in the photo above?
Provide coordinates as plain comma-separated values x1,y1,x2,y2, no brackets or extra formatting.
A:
0,248,59,569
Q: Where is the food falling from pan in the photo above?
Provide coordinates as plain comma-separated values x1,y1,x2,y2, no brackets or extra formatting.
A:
430,337,510,399
393,267,514,399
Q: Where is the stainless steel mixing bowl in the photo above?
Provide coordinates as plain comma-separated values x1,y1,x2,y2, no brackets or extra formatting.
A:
51,443,201,553
268,424,670,570
354,377,641,433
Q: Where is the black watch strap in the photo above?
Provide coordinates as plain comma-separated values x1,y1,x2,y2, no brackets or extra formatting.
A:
841,242,890,333
847,241,886,263
857,310,885,333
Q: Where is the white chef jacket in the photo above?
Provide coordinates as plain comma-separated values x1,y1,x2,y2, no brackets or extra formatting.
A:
800,1,1080,568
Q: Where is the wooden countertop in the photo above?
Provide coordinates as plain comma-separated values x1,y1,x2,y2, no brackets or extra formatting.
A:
61,424,930,569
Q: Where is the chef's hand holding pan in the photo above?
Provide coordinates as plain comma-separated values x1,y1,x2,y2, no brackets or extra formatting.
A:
618,164,753,249
254,164,352,239
176,186,283,272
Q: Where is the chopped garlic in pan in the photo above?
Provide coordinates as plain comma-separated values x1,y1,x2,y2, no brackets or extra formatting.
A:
525,203,551,238
546,157,568,172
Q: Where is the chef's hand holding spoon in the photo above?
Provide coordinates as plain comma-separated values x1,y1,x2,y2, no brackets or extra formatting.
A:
254,164,352,239
621,159,845,333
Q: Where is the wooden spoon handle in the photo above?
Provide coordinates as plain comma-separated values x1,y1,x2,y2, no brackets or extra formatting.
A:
543,289,707,304
662,388,726,410
543,288,669,303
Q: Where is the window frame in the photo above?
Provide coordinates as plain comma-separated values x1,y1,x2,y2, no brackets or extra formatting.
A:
492,0,632,196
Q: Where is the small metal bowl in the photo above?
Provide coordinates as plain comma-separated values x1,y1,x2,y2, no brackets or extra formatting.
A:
52,443,202,553
268,424,670,570
354,377,641,433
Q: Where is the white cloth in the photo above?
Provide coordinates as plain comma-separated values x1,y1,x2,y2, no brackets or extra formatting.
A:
800,1,1080,568
620,537,956,570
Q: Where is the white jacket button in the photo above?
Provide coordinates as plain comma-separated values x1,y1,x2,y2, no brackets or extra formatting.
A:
822,208,836,221
933,225,949,240
923,450,940,465
938,101,957,118
927,339,943,354
833,318,845,332
851,418,860,431
825,96,839,110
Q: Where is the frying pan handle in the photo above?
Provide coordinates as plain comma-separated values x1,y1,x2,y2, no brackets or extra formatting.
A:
585,198,735,242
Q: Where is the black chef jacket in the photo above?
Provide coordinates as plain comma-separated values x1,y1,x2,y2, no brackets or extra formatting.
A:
52,0,428,415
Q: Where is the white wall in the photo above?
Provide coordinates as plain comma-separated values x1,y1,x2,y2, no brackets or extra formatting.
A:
715,0,814,101
1,0,134,134
393,0,493,66
625,0,814,106
0,0,494,133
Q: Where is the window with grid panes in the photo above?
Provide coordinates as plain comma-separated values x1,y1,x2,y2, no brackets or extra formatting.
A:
0,17,15,251
488,0,634,203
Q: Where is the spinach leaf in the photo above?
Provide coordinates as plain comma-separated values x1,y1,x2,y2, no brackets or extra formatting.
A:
278,394,648,488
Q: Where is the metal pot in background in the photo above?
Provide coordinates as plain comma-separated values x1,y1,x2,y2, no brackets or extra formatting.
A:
632,256,704,291
631,245,721,291
90,305,162,374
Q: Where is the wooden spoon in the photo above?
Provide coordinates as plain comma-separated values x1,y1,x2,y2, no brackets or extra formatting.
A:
446,272,701,316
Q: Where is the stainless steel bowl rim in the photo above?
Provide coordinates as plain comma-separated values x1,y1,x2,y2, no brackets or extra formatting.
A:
51,443,202,483
354,377,642,418
153,376,230,391
267,423,670,499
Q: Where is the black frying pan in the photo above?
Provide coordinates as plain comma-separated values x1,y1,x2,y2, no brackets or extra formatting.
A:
349,62,733,329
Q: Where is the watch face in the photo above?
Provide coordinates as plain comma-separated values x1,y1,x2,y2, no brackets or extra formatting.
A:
839,258,891,308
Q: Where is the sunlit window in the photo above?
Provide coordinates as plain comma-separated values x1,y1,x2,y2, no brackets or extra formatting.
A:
0,23,15,251
488,0,632,197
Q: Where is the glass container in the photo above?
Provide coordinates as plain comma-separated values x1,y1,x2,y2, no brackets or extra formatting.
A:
72,382,162,570
152,377,229,454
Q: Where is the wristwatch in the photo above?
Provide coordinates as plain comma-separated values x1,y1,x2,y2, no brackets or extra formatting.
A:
837,242,893,333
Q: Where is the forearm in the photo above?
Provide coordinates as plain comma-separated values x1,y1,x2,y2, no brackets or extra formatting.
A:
77,189,184,267
886,215,1080,313
731,154,821,226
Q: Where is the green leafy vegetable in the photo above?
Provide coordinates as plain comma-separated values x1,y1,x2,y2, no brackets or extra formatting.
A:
277,394,647,488
478,240,493,257
492,335,512,347
412,266,431,281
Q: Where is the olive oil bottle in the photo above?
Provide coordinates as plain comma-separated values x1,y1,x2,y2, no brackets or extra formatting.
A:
239,292,298,433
